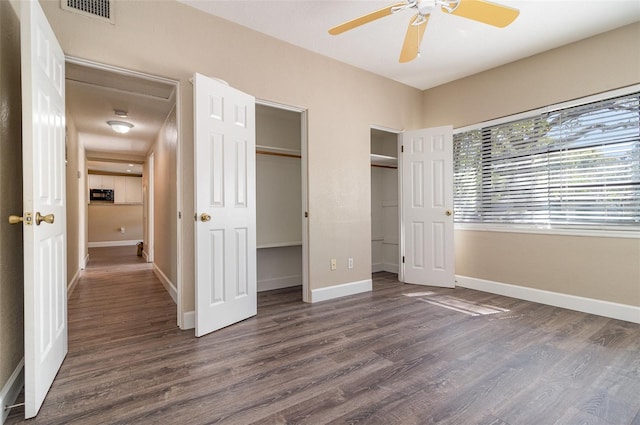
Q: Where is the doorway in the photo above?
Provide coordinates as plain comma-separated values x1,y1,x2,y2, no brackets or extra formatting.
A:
255,101,309,302
370,127,401,276
64,57,180,323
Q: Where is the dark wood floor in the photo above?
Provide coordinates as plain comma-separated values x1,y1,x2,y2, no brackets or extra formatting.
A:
7,250,640,424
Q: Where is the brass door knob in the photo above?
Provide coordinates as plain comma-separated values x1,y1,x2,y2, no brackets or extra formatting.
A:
445,210,453,216
8,215,24,225
8,212,32,225
200,213,211,222
36,212,55,225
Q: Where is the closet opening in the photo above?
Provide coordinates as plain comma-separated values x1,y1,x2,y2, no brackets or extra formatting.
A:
371,127,400,277
255,102,308,301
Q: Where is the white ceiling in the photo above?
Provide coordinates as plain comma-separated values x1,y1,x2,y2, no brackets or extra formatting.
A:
179,0,640,90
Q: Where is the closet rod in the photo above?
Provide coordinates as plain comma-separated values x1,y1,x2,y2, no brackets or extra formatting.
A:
256,150,301,159
371,164,397,169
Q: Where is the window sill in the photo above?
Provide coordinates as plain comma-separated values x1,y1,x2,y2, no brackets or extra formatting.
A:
454,223,640,239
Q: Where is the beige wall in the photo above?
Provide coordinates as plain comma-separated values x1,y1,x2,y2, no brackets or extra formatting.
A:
149,106,178,286
88,204,143,243
0,0,24,396
40,0,424,312
424,23,640,307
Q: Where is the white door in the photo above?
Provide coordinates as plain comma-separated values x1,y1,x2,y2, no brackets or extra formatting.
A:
400,126,455,287
193,73,257,337
20,0,68,418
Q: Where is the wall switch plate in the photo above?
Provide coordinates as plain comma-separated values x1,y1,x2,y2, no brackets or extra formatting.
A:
330,259,337,271
348,258,353,269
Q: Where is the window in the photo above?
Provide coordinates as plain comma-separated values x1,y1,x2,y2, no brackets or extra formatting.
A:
453,90,640,232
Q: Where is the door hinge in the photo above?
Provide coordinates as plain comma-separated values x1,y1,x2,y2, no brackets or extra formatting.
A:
401,145,404,153
304,211,308,218
178,211,182,219
402,256,405,263
194,213,197,221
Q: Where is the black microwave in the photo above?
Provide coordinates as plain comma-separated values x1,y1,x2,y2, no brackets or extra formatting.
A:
90,188,114,202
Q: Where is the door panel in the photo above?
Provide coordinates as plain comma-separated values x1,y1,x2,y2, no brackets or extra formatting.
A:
401,126,454,287
21,0,68,417
194,73,257,337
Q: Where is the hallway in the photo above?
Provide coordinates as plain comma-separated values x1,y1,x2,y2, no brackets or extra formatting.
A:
66,247,175,354
6,247,179,424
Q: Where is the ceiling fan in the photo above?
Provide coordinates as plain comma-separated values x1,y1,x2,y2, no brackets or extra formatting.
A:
328,0,519,63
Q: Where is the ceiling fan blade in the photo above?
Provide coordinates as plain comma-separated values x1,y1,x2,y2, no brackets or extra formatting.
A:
399,14,428,63
329,2,407,35
446,0,519,28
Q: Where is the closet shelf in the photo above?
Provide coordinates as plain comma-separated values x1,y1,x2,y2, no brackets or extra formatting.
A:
370,153,397,168
257,241,302,249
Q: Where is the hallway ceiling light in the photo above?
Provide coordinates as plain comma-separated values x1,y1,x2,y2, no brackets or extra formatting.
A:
107,120,134,134
114,109,129,118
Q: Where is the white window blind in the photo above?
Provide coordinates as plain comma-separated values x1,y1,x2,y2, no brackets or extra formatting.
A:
453,91,640,230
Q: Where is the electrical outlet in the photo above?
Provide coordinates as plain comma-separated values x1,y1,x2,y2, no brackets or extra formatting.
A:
330,259,337,271
348,258,353,269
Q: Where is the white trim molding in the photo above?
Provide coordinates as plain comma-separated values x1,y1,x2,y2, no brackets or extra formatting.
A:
258,275,302,292
456,275,640,324
88,240,140,248
182,311,195,330
153,265,177,304
1,358,24,424
67,267,81,297
372,263,399,274
311,279,372,303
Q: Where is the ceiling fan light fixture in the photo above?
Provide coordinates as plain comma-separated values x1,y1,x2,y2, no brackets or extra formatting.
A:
107,120,134,134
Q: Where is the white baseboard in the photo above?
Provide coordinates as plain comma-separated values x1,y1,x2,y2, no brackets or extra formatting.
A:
382,263,398,274
67,267,81,297
1,358,24,424
258,275,302,292
372,263,398,274
456,275,640,324
153,265,177,304
311,279,372,303
142,251,149,262
182,311,195,330
88,240,140,248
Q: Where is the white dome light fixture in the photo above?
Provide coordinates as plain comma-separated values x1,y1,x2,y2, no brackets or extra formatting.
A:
107,120,134,134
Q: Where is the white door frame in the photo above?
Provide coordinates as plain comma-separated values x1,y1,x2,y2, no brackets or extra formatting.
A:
256,99,310,303
63,56,181,325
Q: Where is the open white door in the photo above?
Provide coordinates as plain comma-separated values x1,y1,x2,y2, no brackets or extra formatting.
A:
400,126,455,287
20,0,68,418
193,73,257,337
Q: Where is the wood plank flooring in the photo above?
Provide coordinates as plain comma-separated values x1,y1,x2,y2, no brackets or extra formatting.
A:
6,251,640,424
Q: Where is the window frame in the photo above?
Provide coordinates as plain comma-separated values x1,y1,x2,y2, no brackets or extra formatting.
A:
453,84,640,239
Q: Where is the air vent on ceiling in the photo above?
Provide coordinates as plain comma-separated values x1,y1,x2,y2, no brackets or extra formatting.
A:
61,0,114,24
